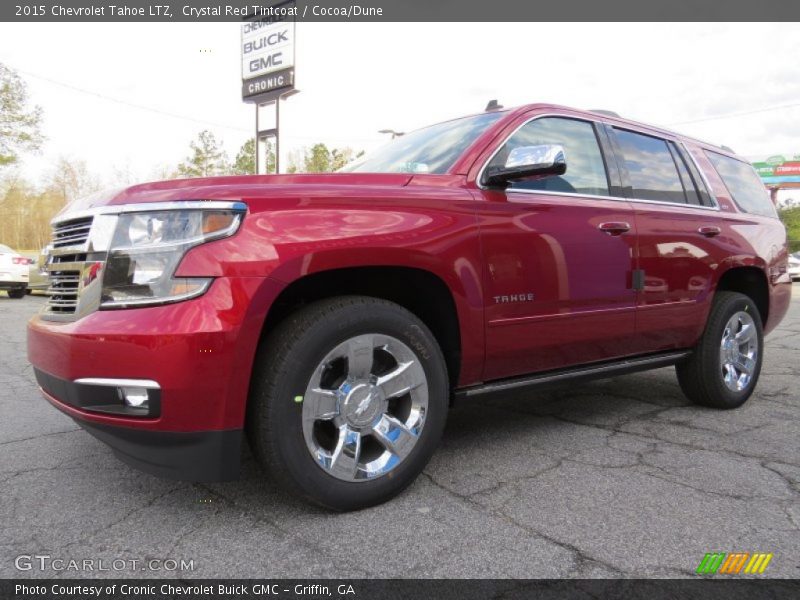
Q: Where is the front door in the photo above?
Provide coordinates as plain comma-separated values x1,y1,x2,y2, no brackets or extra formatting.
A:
474,115,638,382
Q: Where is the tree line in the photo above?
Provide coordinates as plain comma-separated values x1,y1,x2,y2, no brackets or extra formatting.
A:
0,159,101,251
174,130,362,178
0,62,362,250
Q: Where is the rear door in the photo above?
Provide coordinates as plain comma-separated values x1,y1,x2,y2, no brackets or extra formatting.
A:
474,115,639,381
606,126,722,352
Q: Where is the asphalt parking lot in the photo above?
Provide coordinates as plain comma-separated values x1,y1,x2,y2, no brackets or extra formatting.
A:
1,289,798,579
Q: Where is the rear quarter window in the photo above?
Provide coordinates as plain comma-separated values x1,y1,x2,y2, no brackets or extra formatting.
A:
705,151,777,218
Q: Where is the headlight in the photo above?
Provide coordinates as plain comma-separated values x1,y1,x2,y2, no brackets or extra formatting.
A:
100,207,244,308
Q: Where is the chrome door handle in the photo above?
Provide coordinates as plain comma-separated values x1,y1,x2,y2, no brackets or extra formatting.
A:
598,222,631,236
698,226,721,238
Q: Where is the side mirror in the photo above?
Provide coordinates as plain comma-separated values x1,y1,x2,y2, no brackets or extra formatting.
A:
483,144,567,188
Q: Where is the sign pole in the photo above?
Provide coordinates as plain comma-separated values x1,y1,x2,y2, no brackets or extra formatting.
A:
275,96,280,174
255,103,260,174
241,2,297,175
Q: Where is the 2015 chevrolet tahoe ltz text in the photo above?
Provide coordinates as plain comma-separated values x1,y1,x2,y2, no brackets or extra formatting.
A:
27,104,792,510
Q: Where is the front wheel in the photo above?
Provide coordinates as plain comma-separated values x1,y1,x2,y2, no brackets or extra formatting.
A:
676,291,764,409
7,288,26,299
247,296,449,511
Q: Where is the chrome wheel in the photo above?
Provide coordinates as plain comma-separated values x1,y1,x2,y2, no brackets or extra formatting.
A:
301,333,429,482
720,311,758,392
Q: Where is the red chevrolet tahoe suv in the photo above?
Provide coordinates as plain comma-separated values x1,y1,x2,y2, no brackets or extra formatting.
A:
28,104,792,510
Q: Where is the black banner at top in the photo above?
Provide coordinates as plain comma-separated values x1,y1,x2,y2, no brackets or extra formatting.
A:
2,0,800,22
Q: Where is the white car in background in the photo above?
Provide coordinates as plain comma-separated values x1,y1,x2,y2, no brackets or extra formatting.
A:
789,252,800,281
0,244,31,299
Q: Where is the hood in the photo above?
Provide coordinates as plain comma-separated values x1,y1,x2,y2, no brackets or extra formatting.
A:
57,173,414,217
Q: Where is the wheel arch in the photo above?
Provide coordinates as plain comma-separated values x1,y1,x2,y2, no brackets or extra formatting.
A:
714,266,769,326
258,265,465,393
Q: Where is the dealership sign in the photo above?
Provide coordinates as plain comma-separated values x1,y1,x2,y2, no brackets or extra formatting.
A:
241,2,295,101
752,154,800,185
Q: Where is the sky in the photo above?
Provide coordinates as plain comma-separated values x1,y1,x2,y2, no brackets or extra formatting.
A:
0,22,798,188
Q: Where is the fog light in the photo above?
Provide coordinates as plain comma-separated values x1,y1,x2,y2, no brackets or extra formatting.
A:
74,377,160,417
120,387,149,408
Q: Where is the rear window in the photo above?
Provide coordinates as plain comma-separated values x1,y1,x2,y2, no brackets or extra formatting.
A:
705,151,777,218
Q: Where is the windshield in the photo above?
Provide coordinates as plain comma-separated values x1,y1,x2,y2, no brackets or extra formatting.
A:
342,111,505,174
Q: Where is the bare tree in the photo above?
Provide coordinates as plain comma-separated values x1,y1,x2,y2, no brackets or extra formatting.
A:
48,157,100,203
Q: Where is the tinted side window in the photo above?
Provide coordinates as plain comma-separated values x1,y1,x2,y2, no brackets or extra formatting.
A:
668,143,701,205
676,144,716,207
613,129,688,203
487,117,610,196
705,151,777,218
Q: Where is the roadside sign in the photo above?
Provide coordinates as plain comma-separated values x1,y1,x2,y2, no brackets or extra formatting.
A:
752,154,800,185
241,1,296,102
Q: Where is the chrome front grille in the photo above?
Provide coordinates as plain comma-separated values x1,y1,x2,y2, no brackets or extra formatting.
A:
44,210,118,320
52,217,93,248
44,214,100,320
46,268,81,313
50,252,87,264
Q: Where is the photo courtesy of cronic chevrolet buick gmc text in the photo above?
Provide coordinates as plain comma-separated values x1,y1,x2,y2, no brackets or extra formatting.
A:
27,104,792,510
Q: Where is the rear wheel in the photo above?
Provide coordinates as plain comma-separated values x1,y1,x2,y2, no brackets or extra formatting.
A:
676,291,763,409
7,288,26,299
247,296,449,511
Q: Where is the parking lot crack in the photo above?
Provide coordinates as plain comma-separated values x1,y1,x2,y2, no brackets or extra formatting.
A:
635,464,760,502
52,484,189,554
0,460,102,484
192,483,373,576
760,461,800,500
420,471,631,577
537,412,798,467
0,428,81,446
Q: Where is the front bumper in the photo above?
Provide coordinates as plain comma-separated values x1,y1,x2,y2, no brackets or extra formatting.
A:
37,377,241,482
27,276,285,482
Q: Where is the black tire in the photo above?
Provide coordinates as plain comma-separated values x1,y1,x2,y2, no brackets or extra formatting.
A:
676,291,764,409
247,296,449,511
7,288,26,299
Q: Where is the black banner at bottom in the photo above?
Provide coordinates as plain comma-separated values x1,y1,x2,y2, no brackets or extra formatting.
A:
3,579,800,600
